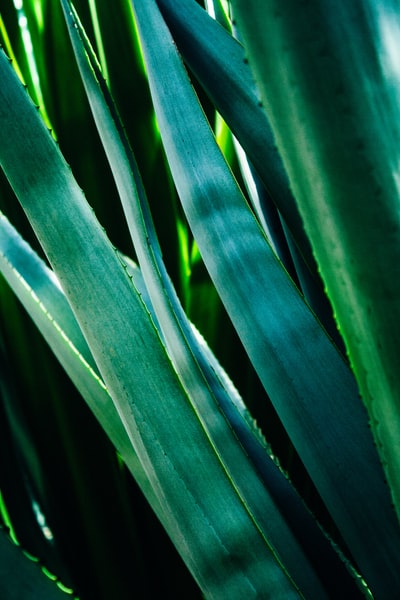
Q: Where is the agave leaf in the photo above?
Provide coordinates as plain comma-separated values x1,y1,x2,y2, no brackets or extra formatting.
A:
230,0,400,534
0,223,202,599
0,525,73,600
0,224,156,599
156,0,346,351
24,0,134,258
2,211,371,597
59,0,262,474
0,211,156,504
83,0,185,294
0,214,201,593
156,0,314,275
58,6,381,596
131,0,400,593
59,0,276,498
0,45,315,598
8,78,366,594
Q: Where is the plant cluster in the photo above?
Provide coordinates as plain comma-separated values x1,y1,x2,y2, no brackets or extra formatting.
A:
1,0,400,598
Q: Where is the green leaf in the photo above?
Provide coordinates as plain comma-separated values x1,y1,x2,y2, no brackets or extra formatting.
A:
230,0,400,539
0,216,202,598
0,525,74,600
23,0,134,258
1,212,370,597
157,0,346,351
131,0,400,593
85,0,185,294
157,0,314,275
0,225,156,599
0,46,311,599
59,0,275,499
57,6,383,596
0,211,154,502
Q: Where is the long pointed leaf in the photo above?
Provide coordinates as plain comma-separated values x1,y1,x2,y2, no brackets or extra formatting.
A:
56,5,378,596
229,0,400,537
0,525,74,600
0,46,311,599
0,213,368,597
156,0,345,352
131,0,400,593
157,0,314,274
59,0,281,510
0,211,156,505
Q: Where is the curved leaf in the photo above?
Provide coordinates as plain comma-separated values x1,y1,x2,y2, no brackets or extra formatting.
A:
0,193,364,598
0,211,153,501
156,0,345,352
0,46,309,599
157,0,313,274
230,0,400,549
131,0,400,593
0,525,74,600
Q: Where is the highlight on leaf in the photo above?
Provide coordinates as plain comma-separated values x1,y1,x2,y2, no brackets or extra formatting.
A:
0,0,399,598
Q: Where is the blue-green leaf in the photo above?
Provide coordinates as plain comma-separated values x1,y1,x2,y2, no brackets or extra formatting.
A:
157,0,345,349
131,0,400,592
0,45,313,599
229,0,400,544
0,211,156,506
55,11,365,597
0,525,74,600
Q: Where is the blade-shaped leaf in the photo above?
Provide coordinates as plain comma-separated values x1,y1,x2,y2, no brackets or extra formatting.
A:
56,6,378,596
0,192,365,598
59,0,282,504
0,525,74,600
157,0,313,274
156,0,345,352
131,0,400,593
0,46,314,599
0,211,156,506
230,0,400,541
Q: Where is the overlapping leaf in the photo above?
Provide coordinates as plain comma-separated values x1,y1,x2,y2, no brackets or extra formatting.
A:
0,43,325,598
132,0,400,594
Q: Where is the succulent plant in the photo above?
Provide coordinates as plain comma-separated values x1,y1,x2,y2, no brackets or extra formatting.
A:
1,0,399,598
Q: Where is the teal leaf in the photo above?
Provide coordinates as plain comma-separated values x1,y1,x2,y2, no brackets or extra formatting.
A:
0,45,308,599
229,1,400,587
0,525,74,600
131,0,400,592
